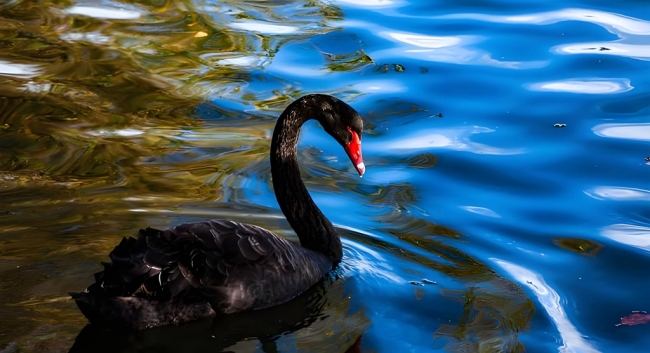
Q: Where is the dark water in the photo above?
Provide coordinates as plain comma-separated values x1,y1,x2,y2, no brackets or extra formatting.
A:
1,0,649,352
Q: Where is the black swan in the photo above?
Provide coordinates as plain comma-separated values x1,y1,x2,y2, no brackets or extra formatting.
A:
71,94,365,330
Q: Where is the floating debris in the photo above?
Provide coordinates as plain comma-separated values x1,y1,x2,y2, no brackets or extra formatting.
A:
375,63,406,73
617,311,650,326
553,237,603,256
409,279,437,286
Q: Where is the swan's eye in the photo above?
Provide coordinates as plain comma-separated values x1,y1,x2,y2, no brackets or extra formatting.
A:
345,126,361,141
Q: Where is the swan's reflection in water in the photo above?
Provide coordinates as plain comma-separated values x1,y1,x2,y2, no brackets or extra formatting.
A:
69,275,368,353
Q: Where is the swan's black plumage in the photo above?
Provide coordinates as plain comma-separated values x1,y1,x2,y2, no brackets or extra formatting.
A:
71,94,364,330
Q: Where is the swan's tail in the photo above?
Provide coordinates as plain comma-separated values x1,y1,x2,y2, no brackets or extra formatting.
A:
70,228,215,330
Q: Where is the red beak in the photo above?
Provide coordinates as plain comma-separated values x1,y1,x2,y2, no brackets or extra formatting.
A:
344,127,365,176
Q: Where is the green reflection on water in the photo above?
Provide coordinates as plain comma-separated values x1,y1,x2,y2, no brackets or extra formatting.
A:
0,0,343,350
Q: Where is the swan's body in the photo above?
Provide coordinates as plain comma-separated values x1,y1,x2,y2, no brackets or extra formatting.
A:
71,94,365,330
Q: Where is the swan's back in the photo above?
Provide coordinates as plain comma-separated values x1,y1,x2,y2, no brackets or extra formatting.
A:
72,220,332,330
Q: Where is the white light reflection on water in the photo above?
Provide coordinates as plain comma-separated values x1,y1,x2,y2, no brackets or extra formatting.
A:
386,32,464,48
64,6,142,20
584,187,650,201
351,80,407,94
435,8,650,35
60,32,112,44
592,123,650,142
229,21,298,34
334,0,398,7
376,31,548,69
528,79,632,94
601,224,650,252
207,55,266,67
554,43,650,60
89,128,144,137
22,81,52,93
374,126,526,155
494,259,601,353
434,8,650,61
338,227,404,284
461,206,501,218
0,60,41,78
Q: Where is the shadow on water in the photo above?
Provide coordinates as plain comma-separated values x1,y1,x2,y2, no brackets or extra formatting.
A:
69,276,368,353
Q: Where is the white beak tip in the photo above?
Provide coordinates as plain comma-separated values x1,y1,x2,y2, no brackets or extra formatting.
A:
356,162,365,176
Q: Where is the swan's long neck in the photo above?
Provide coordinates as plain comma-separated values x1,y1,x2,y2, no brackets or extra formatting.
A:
270,96,343,263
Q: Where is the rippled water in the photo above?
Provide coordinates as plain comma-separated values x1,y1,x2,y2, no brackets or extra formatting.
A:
1,0,649,352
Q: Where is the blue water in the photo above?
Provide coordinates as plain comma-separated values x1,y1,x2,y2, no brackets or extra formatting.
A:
224,1,650,352
1,0,649,352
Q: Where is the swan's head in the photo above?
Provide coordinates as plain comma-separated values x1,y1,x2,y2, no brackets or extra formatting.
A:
314,95,365,176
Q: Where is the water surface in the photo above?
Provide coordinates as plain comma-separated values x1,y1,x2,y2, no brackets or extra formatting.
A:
1,0,649,352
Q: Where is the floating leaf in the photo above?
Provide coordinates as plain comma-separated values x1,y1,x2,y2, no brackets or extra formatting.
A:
617,311,650,326
553,237,603,256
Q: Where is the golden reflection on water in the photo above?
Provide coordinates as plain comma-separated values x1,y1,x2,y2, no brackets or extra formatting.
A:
0,1,282,349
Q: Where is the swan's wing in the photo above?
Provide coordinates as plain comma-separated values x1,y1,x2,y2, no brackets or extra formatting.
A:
91,220,324,306
147,220,303,288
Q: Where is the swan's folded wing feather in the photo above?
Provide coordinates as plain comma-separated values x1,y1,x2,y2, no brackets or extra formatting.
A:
86,219,326,313
237,236,262,261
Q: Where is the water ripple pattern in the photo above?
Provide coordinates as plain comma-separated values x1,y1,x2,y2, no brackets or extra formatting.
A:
0,0,649,352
